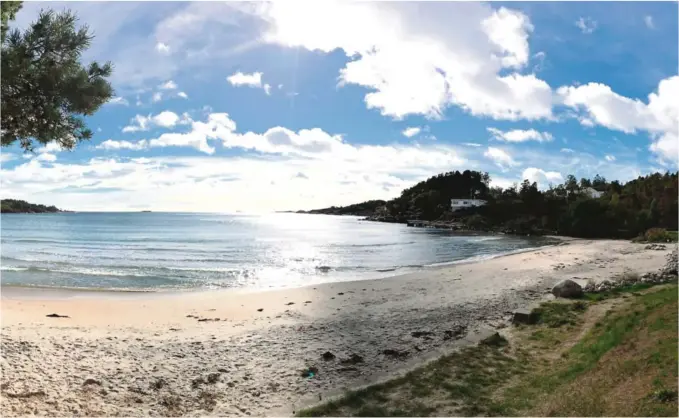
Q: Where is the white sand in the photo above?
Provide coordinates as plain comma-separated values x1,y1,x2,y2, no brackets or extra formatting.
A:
1,239,673,416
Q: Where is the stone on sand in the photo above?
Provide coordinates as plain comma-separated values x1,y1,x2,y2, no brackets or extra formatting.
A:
551,279,583,298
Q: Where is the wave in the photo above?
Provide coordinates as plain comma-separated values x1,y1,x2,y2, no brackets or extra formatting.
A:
425,244,557,268
329,241,415,248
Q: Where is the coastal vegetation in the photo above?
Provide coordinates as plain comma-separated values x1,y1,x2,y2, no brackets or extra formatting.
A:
306,170,679,239
298,282,679,417
0,199,61,213
1,1,113,151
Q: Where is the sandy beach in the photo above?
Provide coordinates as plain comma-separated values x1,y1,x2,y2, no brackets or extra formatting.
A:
1,239,674,416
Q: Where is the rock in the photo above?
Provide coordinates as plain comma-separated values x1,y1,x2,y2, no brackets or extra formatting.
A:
382,349,409,359
285,302,295,306
512,308,539,325
340,354,364,365
46,313,70,318
217,368,229,373
206,373,221,384
480,332,508,347
337,292,344,296
191,377,206,389
150,378,166,390
316,266,331,272
257,308,263,312
662,250,678,275
411,331,434,339
82,378,101,386
551,279,583,298
321,351,336,361
443,325,467,340
645,243,667,250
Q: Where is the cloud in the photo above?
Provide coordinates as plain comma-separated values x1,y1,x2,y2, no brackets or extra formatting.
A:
227,71,263,87
1,153,16,164
178,91,189,99
484,146,518,169
487,127,553,143
2,117,472,212
35,153,57,162
557,75,679,165
155,42,170,54
96,140,149,151
461,143,482,147
122,111,188,133
263,84,271,95
106,97,129,106
605,155,616,162
255,2,552,121
560,148,575,153
575,17,598,34
644,15,655,29
521,167,563,188
159,80,178,90
152,92,163,103
402,127,422,138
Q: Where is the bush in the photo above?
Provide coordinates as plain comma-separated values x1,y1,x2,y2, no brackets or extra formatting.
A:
645,228,672,243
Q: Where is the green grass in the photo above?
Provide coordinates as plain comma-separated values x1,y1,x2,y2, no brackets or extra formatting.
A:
297,284,678,417
494,285,678,416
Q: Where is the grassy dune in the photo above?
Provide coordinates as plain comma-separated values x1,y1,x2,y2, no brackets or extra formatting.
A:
298,283,678,417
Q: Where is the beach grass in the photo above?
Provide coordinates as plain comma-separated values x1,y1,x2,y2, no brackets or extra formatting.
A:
297,284,678,417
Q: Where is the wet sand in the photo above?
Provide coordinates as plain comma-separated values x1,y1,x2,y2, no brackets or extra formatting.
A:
1,239,673,416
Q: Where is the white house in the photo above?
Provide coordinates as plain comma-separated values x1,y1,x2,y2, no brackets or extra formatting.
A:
450,198,487,211
583,187,604,199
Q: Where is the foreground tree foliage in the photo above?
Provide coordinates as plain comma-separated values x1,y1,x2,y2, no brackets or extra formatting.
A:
310,170,679,239
1,1,113,151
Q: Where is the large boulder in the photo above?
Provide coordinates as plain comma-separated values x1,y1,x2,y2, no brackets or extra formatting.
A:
551,279,583,298
512,308,539,325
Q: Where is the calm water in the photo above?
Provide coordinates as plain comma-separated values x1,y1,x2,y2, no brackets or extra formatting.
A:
1,212,558,291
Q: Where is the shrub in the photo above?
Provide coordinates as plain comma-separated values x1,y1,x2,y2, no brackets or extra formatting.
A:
645,228,671,243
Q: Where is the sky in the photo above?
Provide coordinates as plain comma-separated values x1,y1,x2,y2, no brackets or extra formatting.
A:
1,1,678,213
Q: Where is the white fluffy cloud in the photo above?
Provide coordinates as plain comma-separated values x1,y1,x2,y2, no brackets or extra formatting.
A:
227,71,263,87
575,17,597,34
106,97,129,106
484,147,518,169
122,111,189,133
255,2,552,121
487,127,553,143
96,140,149,151
155,42,170,54
159,80,178,90
402,127,421,138
521,167,563,188
558,75,679,165
177,91,188,99
605,155,616,162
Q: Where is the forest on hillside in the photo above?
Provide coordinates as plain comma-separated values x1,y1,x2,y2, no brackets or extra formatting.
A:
0,199,61,213
306,170,679,239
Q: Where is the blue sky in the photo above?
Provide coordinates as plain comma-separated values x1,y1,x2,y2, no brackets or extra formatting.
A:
1,1,677,212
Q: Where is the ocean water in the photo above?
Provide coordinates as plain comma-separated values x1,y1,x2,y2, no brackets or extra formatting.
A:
1,212,558,291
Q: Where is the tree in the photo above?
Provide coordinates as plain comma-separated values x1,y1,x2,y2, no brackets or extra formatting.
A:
1,4,113,151
579,177,592,189
1,1,22,42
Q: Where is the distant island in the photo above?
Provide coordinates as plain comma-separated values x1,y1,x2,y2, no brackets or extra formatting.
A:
299,170,678,240
1,199,64,214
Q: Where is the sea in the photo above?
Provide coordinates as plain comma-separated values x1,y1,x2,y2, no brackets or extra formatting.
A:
0,212,559,292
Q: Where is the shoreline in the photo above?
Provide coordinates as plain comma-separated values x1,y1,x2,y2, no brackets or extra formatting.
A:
1,235,569,299
2,239,672,416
